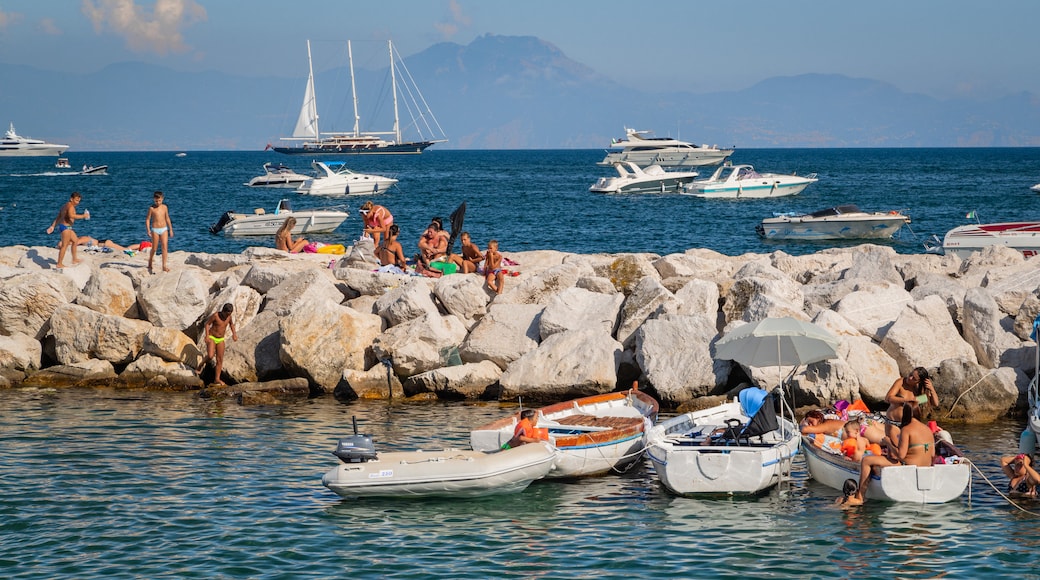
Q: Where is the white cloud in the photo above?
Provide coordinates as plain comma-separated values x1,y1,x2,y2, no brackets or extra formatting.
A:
40,18,62,35
0,10,22,29
81,0,207,56
434,0,471,39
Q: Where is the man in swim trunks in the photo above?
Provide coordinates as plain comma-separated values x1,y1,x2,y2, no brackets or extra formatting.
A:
484,239,505,294
46,191,89,269
146,190,173,273
197,303,238,386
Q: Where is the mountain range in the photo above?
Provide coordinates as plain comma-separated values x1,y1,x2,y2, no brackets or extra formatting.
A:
3,34,1039,151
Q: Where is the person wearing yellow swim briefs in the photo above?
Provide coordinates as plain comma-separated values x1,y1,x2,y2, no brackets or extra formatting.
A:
197,303,238,386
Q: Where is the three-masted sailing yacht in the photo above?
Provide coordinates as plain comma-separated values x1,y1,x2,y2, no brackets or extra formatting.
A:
273,40,447,155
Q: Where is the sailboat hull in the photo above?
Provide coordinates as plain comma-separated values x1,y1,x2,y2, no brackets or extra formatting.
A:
273,141,435,155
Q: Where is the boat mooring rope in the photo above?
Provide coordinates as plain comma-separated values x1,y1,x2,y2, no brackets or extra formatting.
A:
965,458,1040,516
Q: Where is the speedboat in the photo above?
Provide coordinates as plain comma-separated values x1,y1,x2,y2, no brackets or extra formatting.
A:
599,127,733,168
295,160,398,196
470,388,659,478
802,434,969,503
244,162,310,188
589,161,699,194
321,420,556,499
1031,183,1040,193
209,198,349,236
80,164,108,175
0,123,69,157
935,221,1040,259
682,163,817,198
55,157,71,169
756,204,910,240
646,388,799,495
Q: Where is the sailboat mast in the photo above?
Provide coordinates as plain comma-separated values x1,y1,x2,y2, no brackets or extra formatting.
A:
390,40,400,143
348,40,360,138
307,40,318,138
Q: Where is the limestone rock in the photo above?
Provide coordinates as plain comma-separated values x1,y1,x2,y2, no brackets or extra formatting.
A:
722,270,805,325
184,252,253,272
404,360,504,400
616,277,676,348
673,278,721,319
636,314,719,405
834,282,913,341
839,245,903,286
499,329,623,402
50,303,152,365
22,359,118,388
241,262,298,294
879,294,978,375
142,326,201,367
372,312,469,377
593,254,661,295
433,275,490,330
264,268,344,316
933,359,1019,422
120,353,199,387
203,284,263,332
374,278,441,327
334,267,412,297
495,262,587,305
539,286,623,340
962,287,1024,368
0,273,70,339
222,310,284,383
0,332,42,372
459,303,543,370
337,364,406,399
576,275,622,295
910,272,967,324
137,269,209,330
279,298,383,389
77,268,139,318
809,309,900,404
199,377,311,404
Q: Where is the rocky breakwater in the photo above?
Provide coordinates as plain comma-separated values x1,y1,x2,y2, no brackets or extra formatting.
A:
0,242,1035,422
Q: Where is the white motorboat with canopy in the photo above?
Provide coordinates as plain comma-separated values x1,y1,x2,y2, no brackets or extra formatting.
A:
589,161,699,194
295,160,397,196
209,198,349,236
245,162,310,188
682,163,817,198
757,204,910,240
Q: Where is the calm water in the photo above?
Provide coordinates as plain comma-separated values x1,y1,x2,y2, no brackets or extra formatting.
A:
3,149,1040,577
0,388,1037,579
2,148,1040,258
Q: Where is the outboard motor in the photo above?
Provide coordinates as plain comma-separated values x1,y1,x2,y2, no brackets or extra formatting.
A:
209,211,234,235
332,416,378,463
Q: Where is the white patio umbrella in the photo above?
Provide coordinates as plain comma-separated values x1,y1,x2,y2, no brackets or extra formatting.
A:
714,317,840,422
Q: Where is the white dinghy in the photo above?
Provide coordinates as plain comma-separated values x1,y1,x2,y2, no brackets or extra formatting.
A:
321,420,556,499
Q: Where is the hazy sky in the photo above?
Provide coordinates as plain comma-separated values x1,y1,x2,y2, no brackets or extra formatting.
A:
2,0,1039,100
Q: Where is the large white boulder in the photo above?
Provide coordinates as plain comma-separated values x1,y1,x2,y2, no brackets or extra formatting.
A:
962,287,1025,369
0,272,73,339
459,303,543,370
263,268,344,316
433,275,490,330
142,326,201,367
137,269,210,330
405,360,504,399
616,277,676,348
49,303,152,365
635,314,719,405
203,284,263,333
77,268,139,318
0,332,42,372
494,262,587,305
539,286,623,340
222,310,284,383
879,294,978,375
374,278,441,327
834,282,913,341
279,298,383,389
372,312,470,377
499,329,623,401
811,309,901,404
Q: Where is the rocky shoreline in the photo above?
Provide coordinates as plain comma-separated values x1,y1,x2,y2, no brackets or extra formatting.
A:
0,242,1035,422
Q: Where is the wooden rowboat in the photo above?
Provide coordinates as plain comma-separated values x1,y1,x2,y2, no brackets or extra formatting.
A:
469,388,659,478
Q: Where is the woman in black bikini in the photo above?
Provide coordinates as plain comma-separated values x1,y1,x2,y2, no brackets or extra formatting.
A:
1002,454,1040,496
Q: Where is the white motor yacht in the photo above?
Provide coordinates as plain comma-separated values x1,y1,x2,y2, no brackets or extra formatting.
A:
598,127,733,168
589,162,699,194
682,163,817,199
209,198,350,236
933,221,1040,259
295,161,397,196
0,123,69,156
244,162,310,188
757,205,910,240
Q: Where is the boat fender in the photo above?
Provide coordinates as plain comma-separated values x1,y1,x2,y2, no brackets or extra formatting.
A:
1019,428,1037,455
889,211,899,215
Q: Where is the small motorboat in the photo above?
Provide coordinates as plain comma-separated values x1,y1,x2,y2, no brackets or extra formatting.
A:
470,388,659,478
1031,183,1040,193
321,419,556,499
295,160,398,196
55,157,71,169
209,198,349,236
682,162,817,198
175,152,187,157
598,127,734,168
934,221,1040,259
589,161,700,194
80,164,108,175
756,204,910,240
802,434,969,503
244,162,310,188
646,388,800,495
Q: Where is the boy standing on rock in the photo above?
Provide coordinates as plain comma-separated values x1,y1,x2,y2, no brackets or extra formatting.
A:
146,190,173,274
198,303,237,386
46,191,89,269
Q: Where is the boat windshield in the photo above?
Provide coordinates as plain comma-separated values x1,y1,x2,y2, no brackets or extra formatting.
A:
277,199,292,213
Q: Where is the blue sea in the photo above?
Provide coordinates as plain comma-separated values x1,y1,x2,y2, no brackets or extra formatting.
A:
2,149,1040,578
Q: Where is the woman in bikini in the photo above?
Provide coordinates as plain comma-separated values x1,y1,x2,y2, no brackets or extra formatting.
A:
275,217,308,253
360,201,393,247
376,224,406,269
1001,454,1040,496
845,402,935,506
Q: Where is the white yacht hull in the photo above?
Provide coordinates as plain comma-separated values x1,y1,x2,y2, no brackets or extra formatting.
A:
686,180,813,198
221,210,348,236
0,145,69,157
600,148,733,168
296,177,397,196
589,162,699,194
646,401,799,495
321,442,556,499
941,222,1040,259
758,213,909,240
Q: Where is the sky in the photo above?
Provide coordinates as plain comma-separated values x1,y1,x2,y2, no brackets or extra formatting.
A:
2,0,1040,100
